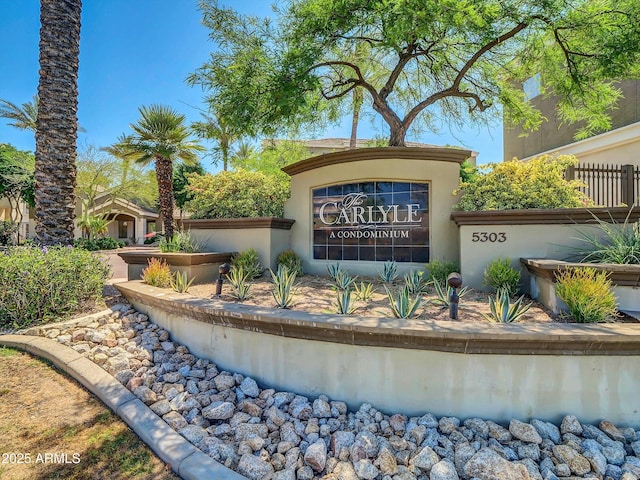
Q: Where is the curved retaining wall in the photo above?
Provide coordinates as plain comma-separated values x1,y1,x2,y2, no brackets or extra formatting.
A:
117,281,640,426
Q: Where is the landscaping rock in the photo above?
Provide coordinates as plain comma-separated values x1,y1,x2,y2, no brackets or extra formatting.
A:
37,298,640,480
464,448,531,480
237,453,274,480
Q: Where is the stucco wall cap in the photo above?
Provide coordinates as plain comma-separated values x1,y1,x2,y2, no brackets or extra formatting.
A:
282,146,471,176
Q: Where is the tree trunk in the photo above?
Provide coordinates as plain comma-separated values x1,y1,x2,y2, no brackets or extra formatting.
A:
155,156,175,240
349,88,364,149
35,0,82,246
388,126,408,147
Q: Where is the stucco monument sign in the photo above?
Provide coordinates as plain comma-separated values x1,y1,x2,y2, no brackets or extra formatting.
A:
283,147,470,276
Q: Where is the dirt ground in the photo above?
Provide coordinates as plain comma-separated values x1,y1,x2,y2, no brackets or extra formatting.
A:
188,274,557,323
0,347,180,480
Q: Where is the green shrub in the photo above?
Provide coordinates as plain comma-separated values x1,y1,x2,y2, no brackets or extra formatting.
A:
555,267,618,323
0,246,110,329
425,259,459,286
571,212,640,264
276,249,303,276
232,248,263,279
74,237,126,251
159,230,201,253
141,258,173,288
184,169,290,219
455,155,590,211
0,221,18,246
482,258,521,296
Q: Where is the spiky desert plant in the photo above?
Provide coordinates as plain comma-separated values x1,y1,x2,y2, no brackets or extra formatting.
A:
385,285,421,319
226,265,252,301
335,288,357,315
353,281,374,302
378,260,398,283
430,280,468,308
333,269,358,291
270,264,297,308
482,288,531,323
404,270,429,295
326,262,344,282
170,271,196,293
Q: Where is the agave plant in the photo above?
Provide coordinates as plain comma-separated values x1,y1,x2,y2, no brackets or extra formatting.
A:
353,281,374,302
270,265,297,308
430,280,468,308
385,285,421,319
335,288,357,315
404,270,429,295
378,260,398,283
483,289,531,323
326,262,344,282
170,271,196,293
333,270,358,291
226,266,252,301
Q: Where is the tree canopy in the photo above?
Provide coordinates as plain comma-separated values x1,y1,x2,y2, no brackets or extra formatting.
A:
189,0,640,146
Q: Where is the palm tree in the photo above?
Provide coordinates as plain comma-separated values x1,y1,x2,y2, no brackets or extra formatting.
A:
191,111,238,171
0,95,39,132
121,105,203,239
35,0,82,245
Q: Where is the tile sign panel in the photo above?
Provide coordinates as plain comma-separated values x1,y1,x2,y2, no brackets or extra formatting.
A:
312,181,429,262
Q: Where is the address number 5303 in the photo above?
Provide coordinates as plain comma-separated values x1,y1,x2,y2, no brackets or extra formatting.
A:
471,232,507,243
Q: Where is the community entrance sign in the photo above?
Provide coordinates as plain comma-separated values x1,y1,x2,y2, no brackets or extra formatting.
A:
312,181,429,262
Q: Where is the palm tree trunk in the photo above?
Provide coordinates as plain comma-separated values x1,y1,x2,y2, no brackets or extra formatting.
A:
349,88,364,149
155,156,175,239
35,0,82,245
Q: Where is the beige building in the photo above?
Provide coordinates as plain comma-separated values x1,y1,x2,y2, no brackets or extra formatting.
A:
504,79,640,166
1,192,160,245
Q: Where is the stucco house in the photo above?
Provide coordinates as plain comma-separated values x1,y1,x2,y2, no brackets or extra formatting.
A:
3,192,160,245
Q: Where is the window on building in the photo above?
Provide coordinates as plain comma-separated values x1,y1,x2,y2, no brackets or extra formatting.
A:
147,221,156,234
523,73,541,101
118,220,128,239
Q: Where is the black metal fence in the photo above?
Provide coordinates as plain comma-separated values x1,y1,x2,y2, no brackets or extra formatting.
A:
565,163,640,207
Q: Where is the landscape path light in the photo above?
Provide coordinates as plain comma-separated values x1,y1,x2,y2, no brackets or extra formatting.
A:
216,263,231,296
447,272,463,320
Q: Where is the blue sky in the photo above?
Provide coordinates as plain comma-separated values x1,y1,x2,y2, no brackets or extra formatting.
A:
0,0,503,172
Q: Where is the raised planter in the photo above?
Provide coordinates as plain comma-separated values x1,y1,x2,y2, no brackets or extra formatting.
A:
117,250,235,284
116,280,640,425
181,217,295,271
452,206,640,291
521,258,640,314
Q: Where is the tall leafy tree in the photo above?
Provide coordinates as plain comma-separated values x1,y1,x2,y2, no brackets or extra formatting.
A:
191,111,239,171
190,0,640,146
120,105,203,239
0,144,35,243
35,0,82,245
173,160,205,215
0,95,39,132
